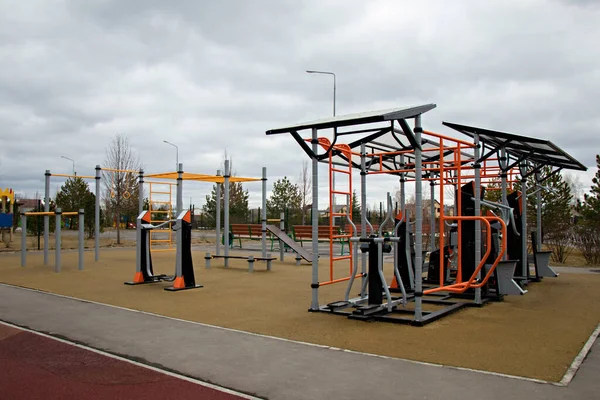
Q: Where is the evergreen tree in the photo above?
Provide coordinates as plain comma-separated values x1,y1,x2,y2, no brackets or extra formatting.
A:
514,166,573,262
578,155,600,226
575,155,600,264
267,177,302,225
351,190,360,222
55,177,97,238
202,181,249,227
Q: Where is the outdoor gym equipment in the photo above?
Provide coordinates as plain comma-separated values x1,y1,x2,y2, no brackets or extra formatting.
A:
20,208,85,272
125,209,201,291
267,104,586,325
42,170,101,263
208,160,311,266
1,188,14,244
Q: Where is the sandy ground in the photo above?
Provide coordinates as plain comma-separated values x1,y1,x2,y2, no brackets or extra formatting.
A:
0,248,599,382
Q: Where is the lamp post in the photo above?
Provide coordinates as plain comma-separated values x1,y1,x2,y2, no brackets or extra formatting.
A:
61,156,76,176
163,140,179,171
307,70,337,223
306,70,336,116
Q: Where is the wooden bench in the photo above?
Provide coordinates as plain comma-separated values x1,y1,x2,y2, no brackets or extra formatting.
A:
228,224,278,250
292,225,349,255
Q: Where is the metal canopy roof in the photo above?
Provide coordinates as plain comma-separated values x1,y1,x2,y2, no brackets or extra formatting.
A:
266,104,436,135
265,105,442,175
442,122,587,172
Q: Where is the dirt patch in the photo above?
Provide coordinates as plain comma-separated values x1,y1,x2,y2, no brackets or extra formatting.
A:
0,249,598,382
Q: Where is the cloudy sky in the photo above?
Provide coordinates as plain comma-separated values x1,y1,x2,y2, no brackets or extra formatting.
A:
0,0,598,212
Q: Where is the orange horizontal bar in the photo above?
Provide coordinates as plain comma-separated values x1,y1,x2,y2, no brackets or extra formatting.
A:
101,167,139,173
423,130,476,147
331,255,352,262
23,212,54,216
319,274,362,286
51,173,95,179
331,168,351,174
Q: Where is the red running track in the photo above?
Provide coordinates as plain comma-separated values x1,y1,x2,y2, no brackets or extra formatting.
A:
0,323,252,400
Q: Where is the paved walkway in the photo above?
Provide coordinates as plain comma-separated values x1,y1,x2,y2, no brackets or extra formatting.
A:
0,283,598,400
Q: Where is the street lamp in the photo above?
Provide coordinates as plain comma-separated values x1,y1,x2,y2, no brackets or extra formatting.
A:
163,140,179,171
306,70,336,116
61,156,75,176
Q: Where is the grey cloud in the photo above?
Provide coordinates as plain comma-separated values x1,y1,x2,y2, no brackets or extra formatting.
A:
1,0,598,207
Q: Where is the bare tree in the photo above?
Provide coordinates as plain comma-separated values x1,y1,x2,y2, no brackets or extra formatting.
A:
298,160,311,224
564,173,584,205
103,133,140,244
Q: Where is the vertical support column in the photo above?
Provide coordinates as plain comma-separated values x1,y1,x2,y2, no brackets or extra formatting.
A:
216,169,221,256
177,163,183,216
44,170,50,265
310,128,320,311
500,150,508,261
78,209,84,270
500,150,508,206
473,134,482,304
175,211,183,279
520,163,528,281
535,171,542,250
224,160,230,267
21,214,26,267
400,154,413,290
95,165,101,262
360,143,368,297
138,169,144,215
261,167,267,258
55,208,62,273
279,211,285,261
430,180,435,252
413,116,423,321
136,213,143,276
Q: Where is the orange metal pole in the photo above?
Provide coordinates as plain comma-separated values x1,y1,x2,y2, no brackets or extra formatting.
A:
422,130,477,148
456,145,463,283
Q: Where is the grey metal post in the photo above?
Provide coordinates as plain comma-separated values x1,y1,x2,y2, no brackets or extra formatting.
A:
21,214,26,267
266,253,272,271
78,209,84,270
138,168,144,215
430,180,435,252
95,165,101,262
177,163,183,215
216,169,221,256
310,127,320,310
400,154,414,290
500,151,508,261
500,150,508,205
175,211,183,278
262,167,267,258
44,170,50,265
414,116,423,321
205,252,211,269
521,163,528,280
535,171,542,249
360,143,368,297
224,160,230,267
55,208,61,273
135,213,143,275
279,211,285,261
473,134,482,304
248,255,254,273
